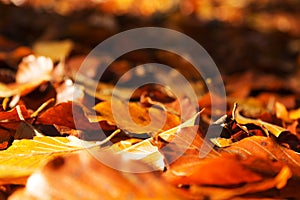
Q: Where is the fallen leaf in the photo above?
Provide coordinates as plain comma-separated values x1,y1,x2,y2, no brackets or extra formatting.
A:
233,103,287,137
93,100,181,135
275,101,292,123
0,55,53,97
224,136,300,177
15,55,53,84
164,155,262,186
37,102,115,131
14,121,43,139
188,165,292,200
0,105,30,122
33,40,73,62
157,111,201,142
289,108,300,120
0,136,97,185
9,151,182,200
111,139,165,171
210,137,233,147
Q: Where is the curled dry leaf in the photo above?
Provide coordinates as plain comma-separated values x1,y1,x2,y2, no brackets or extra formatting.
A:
0,105,30,122
15,55,53,84
0,55,53,97
0,105,31,131
233,103,287,137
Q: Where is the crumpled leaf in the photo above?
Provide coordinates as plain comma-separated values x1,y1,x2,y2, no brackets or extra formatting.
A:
0,105,30,122
15,55,53,84
275,102,300,122
55,79,84,104
0,55,53,97
0,135,97,185
0,105,32,131
233,103,287,137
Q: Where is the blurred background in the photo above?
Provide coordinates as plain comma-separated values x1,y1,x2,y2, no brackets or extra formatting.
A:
0,0,300,75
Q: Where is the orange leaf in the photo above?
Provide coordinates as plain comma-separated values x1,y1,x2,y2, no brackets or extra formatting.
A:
164,155,262,186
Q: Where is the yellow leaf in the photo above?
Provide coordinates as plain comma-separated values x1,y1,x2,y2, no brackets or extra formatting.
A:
210,137,232,148
0,136,96,184
275,102,292,123
33,40,73,62
289,108,300,120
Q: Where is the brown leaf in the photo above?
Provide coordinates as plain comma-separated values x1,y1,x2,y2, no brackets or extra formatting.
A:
37,102,115,131
0,105,30,122
233,103,287,137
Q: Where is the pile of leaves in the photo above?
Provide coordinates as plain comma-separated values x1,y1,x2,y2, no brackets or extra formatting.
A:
0,1,300,199
0,38,298,199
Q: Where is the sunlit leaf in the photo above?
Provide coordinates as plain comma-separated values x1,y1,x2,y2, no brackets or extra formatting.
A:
158,111,201,142
289,108,300,120
275,102,292,123
0,136,96,184
113,140,165,171
93,100,181,135
0,55,53,97
210,137,232,147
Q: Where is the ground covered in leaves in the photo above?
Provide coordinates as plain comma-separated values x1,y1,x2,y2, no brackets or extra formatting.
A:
0,0,300,199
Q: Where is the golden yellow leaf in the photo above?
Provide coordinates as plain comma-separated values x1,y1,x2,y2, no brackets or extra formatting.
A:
33,40,73,62
0,136,96,184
